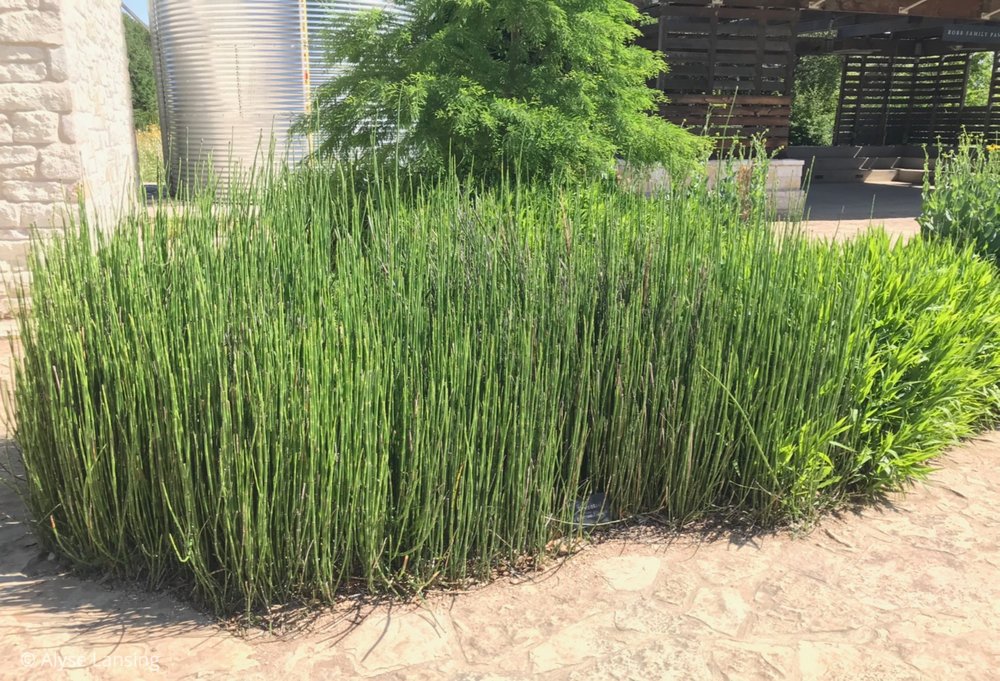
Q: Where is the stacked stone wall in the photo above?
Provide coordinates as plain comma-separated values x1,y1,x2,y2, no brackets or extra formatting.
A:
0,0,137,316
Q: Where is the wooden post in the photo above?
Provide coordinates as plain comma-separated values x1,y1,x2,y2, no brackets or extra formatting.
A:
959,51,972,134
903,56,919,143
880,56,895,145
833,56,851,144
988,51,1000,141
851,57,868,144
928,55,944,141
707,3,719,94
754,16,767,94
656,11,668,92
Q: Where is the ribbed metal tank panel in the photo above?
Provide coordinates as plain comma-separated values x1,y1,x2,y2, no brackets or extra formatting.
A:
149,0,397,190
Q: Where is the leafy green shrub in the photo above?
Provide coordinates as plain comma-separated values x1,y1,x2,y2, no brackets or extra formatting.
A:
846,234,1000,492
13,165,1000,615
920,142,1000,264
789,54,841,147
298,0,708,181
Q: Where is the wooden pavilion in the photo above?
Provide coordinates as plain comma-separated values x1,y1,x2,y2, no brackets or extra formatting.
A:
634,1,1000,155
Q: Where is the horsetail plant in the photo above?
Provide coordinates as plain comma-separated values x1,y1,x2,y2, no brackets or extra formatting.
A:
12,161,1000,616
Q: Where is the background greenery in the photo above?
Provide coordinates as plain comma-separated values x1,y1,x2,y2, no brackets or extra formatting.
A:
135,124,163,183
123,13,163,182
123,14,159,130
965,53,994,108
789,54,842,147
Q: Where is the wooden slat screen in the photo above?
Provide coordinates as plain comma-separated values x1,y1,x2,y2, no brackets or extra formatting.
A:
832,53,1000,145
638,0,800,151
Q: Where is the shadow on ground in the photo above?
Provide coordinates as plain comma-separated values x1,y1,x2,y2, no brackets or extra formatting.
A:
0,440,215,649
804,182,923,223
0,430,931,640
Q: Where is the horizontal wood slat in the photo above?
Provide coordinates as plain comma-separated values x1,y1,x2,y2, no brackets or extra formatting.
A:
641,1,797,152
832,53,1000,145
639,2,1000,151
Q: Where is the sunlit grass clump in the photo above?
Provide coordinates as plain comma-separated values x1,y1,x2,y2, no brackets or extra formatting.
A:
135,124,164,183
13,166,1000,615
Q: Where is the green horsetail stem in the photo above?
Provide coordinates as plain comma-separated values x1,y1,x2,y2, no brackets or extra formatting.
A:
11,162,1000,616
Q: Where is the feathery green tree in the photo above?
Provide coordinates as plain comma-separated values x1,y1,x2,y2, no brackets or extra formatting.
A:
300,0,707,180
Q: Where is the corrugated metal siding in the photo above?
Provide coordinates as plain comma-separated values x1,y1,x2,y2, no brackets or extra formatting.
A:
150,0,398,190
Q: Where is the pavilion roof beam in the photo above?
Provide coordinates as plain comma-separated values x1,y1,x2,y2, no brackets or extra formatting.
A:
899,0,933,14
797,35,920,55
798,12,954,35
797,15,847,33
838,16,955,38
797,12,893,34
835,17,929,37
797,0,1000,21
634,1,1000,22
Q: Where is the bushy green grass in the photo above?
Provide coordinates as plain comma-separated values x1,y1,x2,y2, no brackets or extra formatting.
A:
135,124,163,184
847,234,1000,490
920,142,1000,264
13,165,1000,615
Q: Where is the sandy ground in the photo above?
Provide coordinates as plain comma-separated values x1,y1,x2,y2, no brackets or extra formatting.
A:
4,184,996,680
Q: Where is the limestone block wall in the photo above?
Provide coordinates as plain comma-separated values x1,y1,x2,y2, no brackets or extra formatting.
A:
0,0,138,316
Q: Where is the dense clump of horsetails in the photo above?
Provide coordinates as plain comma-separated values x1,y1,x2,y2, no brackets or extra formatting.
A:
13,164,1000,614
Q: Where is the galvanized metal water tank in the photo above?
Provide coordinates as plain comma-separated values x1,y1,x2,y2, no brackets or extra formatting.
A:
149,0,399,191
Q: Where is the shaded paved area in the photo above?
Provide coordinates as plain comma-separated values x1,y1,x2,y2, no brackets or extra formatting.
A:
1,333,998,680
802,182,923,241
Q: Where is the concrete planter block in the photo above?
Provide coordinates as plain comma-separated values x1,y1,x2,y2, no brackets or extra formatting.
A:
619,159,805,214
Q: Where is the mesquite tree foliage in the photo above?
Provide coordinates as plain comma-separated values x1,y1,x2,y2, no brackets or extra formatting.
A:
299,0,707,180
